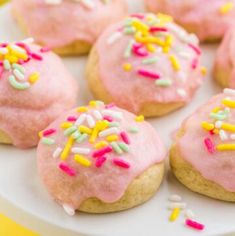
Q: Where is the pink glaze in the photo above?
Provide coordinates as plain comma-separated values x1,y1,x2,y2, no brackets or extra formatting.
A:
37,103,166,210
95,14,204,114
145,0,235,41
214,29,235,88
0,43,78,148
11,0,127,49
175,92,235,192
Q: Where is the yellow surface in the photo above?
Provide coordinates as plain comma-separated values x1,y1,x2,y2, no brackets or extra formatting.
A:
0,0,9,6
0,213,39,236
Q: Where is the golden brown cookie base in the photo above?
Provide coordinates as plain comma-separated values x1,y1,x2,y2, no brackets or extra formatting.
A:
0,129,12,145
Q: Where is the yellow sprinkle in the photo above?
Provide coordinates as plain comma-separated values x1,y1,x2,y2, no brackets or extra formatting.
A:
60,122,73,129
217,144,235,151
221,123,235,132
165,35,173,46
132,20,149,32
4,54,18,64
79,125,92,135
123,63,132,72
96,120,109,131
38,131,43,138
201,121,215,131
29,72,39,84
106,135,119,142
77,106,88,113
89,100,97,107
163,46,170,53
200,66,207,76
135,115,145,122
213,128,219,134
169,55,181,71
94,141,108,149
222,99,235,108
89,127,98,143
60,137,74,160
220,2,234,14
212,106,221,113
169,208,180,222
74,154,91,167
157,13,173,24
146,43,156,52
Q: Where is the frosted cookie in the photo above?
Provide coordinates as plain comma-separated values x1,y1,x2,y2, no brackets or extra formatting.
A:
86,13,205,117
0,39,78,148
37,101,166,214
12,0,128,55
214,29,235,88
170,89,235,201
145,0,235,42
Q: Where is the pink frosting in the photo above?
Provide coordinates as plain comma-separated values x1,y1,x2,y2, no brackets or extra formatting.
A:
0,43,78,148
11,0,127,49
37,103,166,210
95,14,204,114
214,29,235,88
175,91,235,191
145,0,235,41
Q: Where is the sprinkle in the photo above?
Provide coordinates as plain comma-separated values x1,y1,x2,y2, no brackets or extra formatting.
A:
62,204,75,216
77,106,88,113
220,2,234,14
89,100,97,107
40,47,51,53
8,75,30,90
60,137,74,160
191,58,198,69
42,137,55,145
123,63,132,71
71,130,81,139
31,52,43,61
60,122,73,129
12,63,25,74
99,127,119,137
149,26,168,32
129,127,139,133
103,115,113,122
120,131,130,144
220,122,235,132
13,69,25,81
59,162,76,176
168,194,182,202
29,72,39,84
169,55,181,71
219,130,228,141
64,126,77,136
42,128,56,137
177,88,187,97
188,43,201,55
169,208,180,222
53,147,63,159
201,121,214,131
107,32,122,45
92,146,113,158
76,133,88,143
94,141,108,149
111,142,123,154
142,57,158,65
118,142,129,152
75,114,87,126
93,110,103,120
67,116,77,122
132,44,148,57
71,147,90,155
124,39,135,58
113,158,130,168
102,110,123,120
217,144,235,151
204,138,215,154
155,78,172,87
184,209,195,219
185,219,205,231
210,112,227,121
74,154,91,167
223,88,235,96
138,69,160,79
79,125,92,135
222,98,235,108
95,156,107,168
135,115,144,122
3,59,11,70
168,202,187,210
86,115,96,128
215,120,223,129
80,0,95,9
109,122,120,127
200,66,207,76
106,135,119,142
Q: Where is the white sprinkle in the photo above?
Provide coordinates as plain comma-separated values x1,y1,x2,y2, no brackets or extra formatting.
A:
107,32,122,45
10,44,26,54
22,37,34,44
215,121,223,129
53,147,62,159
230,134,235,140
13,69,25,81
102,110,123,120
93,110,103,120
80,0,95,9
184,209,195,219
75,114,87,126
44,0,62,4
177,88,187,97
99,127,119,137
219,130,228,141
178,51,191,59
168,202,187,210
71,147,90,155
86,114,95,128
0,47,8,55
223,88,235,96
168,194,182,202
63,204,75,216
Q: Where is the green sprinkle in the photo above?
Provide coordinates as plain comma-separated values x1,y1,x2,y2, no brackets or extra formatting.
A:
72,130,81,139
124,18,133,27
142,57,158,65
210,112,227,121
8,75,30,90
118,142,129,152
129,127,139,133
3,59,11,70
124,39,134,58
96,100,105,106
123,26,136,35
108,122,120,127
111,142,123,154
76,133,88,143
12,63,26,74
64,126,77,136
42,137,55,145
155,79,172,87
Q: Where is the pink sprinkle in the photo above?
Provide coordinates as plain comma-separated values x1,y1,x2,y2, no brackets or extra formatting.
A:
42,128,56,137
0,61,3,66
204,138,215,154
0,43,7,47
16,42,31,54
92,146,113,158
138,69,160,80
95,156,107,168
103,116,113,122
191,58,198,69
120,131,130,144
149,27,168,32
0,66,3,78
133,44,148,57
59,162,76,176
105,103,116,109
40,47,51,53
188,43,201,55
130,13,145,19
113,158,130,169
209,130,215,135
67,116,77,122
185,219,205,231
31,52,43,61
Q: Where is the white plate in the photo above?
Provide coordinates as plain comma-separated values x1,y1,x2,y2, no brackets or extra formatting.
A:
0,2,234,236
